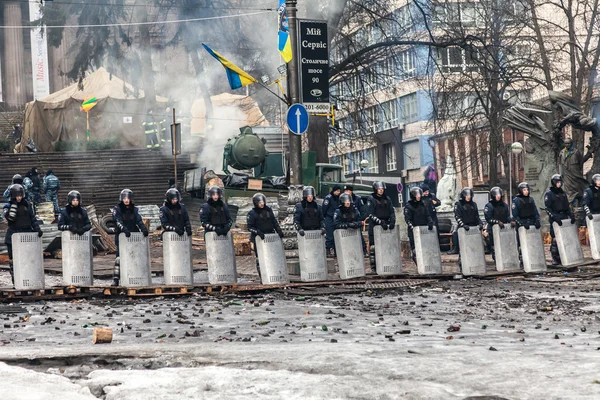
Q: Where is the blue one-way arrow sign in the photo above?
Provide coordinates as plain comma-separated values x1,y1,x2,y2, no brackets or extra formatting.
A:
286,103,309,135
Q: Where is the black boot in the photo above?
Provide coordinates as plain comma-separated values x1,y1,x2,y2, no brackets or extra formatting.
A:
411,250,417,264
256,260,263,283
550,239,561,267
9,262,14,288
112,257,120,286
447,247,459,255
369,247,377,274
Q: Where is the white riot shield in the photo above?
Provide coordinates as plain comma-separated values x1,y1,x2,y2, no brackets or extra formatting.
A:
334,228,366,280
518,226,546,273
553,219,584,266
61,231,93,286
119,233,152,287
457,227,486,276
413,226,442,275
163,232,194,285
492,225,520,272
256,233,289,285
587,217,600,260
12,232,44,290
297,230,328,282
373,226,402,276
205,231,237,284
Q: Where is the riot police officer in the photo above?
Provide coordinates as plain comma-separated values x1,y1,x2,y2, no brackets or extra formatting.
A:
28,167,42,204
449,188,483,255
483,187,515,260
200,186,232,236
22,176,34,203
420,183,441,230
293,186,325,235
333,193,361,229
404,187,434,263
112,189,149,286
3,174,24,203
582,174,600,220
512,182,541,230
58,191,91,235
2,184,42,286
247,193,284,280
321,184,341,256
544,174,575,266
366,181,395,274
160,188,192,237
43,169,61,221
344,185,367,253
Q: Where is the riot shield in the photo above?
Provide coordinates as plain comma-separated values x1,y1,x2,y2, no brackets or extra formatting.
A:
587,217,600,260
492,225,520,272
518,226,546,273
205,231,237,284
373,226,402,276
334,228,366,280
413,226,442,275
12,232,44,290
61,231,93,286
163,232,194,285
119,233,152,287
553,219,584,266
297,230,328,282
457,227,486,276
256,233,289,285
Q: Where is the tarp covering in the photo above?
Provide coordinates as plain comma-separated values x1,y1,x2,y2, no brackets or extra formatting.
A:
16,67,167,153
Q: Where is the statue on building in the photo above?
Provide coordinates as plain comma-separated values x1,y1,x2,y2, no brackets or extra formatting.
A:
436,155,461,212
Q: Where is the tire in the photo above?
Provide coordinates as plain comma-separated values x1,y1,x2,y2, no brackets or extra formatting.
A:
439,236,451,245
439,244,451,252
438,221,452,234
99,214,116,234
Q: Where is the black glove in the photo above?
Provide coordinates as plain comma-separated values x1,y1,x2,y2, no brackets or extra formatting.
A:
218,228,228,236
388,223,395,230
534,221,541,229
510,221,517,229
340,223,348,229
555,218,563,226
428,222,434,231
321,227,326,235
478,224,484,231
69,225,77,233
36,226,43,237
464,225,470,232
498,221,505,229
7,204,17,221
523,223,530,230
298,229,305,236
588,214,594,221
381,223,389,231
142,230,149,237
570,217,576,224
257,231,265,240
77,228,85,236
123,228,131,238
186,228,193,237
175,227,185,236
277,230,284,238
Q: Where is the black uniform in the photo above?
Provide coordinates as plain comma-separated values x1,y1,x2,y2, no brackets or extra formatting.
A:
544,186,574,265
421,190,441,228
333,203,361,229
582,185,600,218
160,202,193,236
3,197,41,282
511,195,541,229
112,202,148,256
322,186,341,253
247,206,283,254
366,193,396,245
483,199,512,255
200,198,232,236
452,199,483,251
404,199,433,251
293,200,325,232
58,205,91,234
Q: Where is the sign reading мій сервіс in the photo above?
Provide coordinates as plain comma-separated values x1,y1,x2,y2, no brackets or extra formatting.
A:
297,19,329,113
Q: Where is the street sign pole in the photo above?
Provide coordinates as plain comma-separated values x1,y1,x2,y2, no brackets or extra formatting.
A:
286,0,302,185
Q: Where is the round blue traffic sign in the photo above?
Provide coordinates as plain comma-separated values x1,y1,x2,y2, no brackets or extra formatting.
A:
397,183,403,192
286,104,309,135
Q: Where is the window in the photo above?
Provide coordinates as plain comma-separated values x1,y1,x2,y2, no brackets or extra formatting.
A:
365,106,380,133
377,58,395,88
381,99,399,130
349,112,361,138
401,93,418,124
470,152,479,179
395,4,412,30
397,50,416,79
384,143,397,171
404,140,421,170
438,46,480,73
343,154,351,175
367,147,379,173
431,2,459,27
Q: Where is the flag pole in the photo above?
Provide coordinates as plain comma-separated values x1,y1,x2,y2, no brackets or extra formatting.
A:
256,81,289,104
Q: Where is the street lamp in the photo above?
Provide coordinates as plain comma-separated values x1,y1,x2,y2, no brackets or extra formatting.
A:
359,159,369,184
508,142,523,215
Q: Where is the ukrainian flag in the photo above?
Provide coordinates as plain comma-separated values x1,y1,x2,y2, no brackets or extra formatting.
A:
202,44,257,90
278,0,292,63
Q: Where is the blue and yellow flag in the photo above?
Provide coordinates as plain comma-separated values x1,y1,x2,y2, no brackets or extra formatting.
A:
202,43,258,90
278,0,292,63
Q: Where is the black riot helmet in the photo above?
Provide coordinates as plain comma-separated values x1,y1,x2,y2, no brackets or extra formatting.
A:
372,181,386,192
166,188,181,202
303,186,316,200
409,187,423,201
208,186,223,199
592,174,600,187
489,186,503,201
12,174,23,185
120,189,133,202
551,174,562,188
518,182,530,196
460,188,474,201
339,193,352,206
252,193,267,208
67,190,82,206
9,184,25,201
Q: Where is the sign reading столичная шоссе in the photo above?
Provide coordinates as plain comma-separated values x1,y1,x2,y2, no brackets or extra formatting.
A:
297,19,329,113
